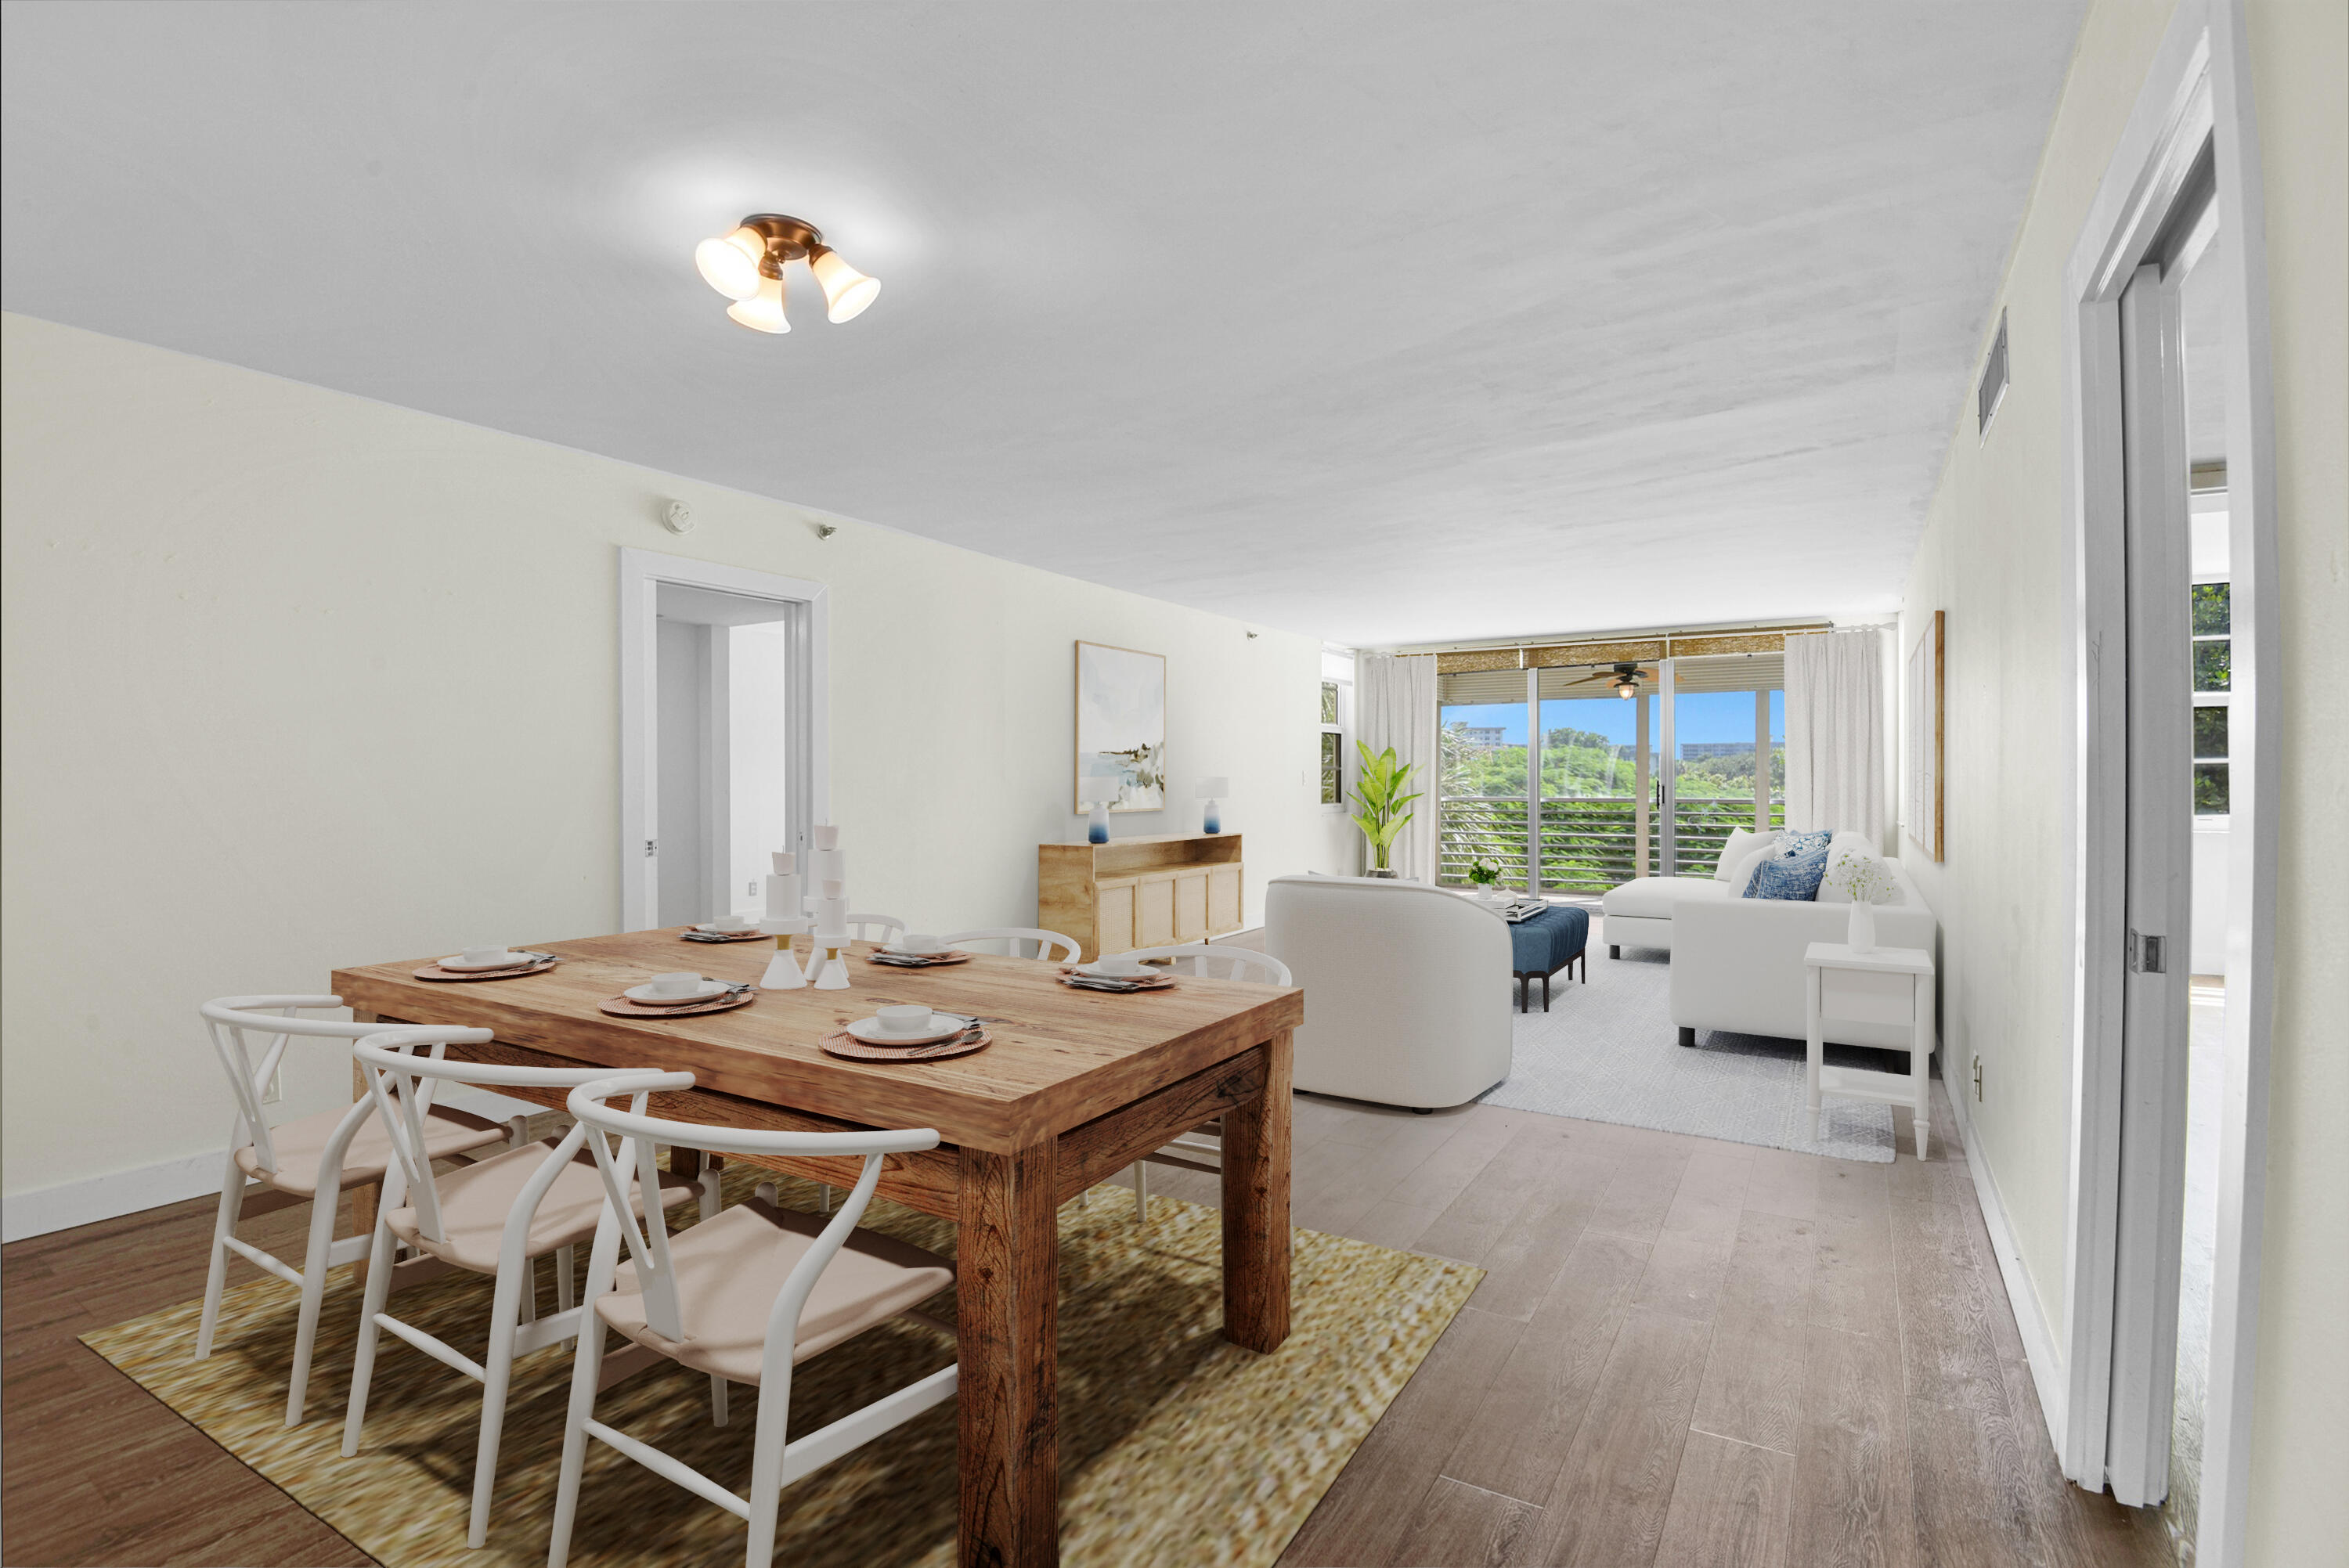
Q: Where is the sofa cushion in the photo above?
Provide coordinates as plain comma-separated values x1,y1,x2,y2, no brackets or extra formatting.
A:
1745,842,1829,900
1726,839,1788,896
1777,828,1831,859
1602,876,1727,921
1712,827,1780,881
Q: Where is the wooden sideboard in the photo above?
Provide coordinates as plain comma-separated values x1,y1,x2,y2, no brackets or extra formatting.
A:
1039,833,1244,961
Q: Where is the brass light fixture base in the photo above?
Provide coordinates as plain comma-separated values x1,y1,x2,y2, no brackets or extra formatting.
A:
738,214,824,277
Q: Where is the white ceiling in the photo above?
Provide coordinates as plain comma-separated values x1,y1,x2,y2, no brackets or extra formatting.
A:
1,1,2085,647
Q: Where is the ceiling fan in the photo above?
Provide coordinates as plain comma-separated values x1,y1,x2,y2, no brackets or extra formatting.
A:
1561,661,1653,698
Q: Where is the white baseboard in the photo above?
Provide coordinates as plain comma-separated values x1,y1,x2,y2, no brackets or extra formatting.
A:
1960,1122,2070,1458
0,1087,547,1245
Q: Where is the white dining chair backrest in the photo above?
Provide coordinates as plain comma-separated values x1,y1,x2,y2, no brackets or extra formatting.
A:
202,996,401,1178
845,912,907,944
943,927,1081,963
1120,945,1293,986
354,1029,629,1252
568,1070,939,1354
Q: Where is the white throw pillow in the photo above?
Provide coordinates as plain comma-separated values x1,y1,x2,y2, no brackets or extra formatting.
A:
1727,840,1785,896
1818,835,1895,904
1713,827,1780,881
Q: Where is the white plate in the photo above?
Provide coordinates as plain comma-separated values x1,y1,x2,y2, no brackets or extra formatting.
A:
1074,963,1150,980
695,923,760,934
625,979,731,1004
844,1013,970,1044
442,952,532,972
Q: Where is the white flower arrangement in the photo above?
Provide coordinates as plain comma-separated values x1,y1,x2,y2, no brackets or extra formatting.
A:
1826,850,1896,905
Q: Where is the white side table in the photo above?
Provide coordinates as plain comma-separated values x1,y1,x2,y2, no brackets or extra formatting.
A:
1804,942,1936,1159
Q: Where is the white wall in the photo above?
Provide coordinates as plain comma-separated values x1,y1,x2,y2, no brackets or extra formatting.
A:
1896,1,2345,1559
654,616,709,926
0,312,1355,1227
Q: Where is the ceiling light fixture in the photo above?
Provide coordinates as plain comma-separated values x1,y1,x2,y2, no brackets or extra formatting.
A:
693,214,879,333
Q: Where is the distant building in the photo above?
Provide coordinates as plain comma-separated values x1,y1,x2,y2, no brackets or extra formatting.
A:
1680,739,1784,760
1458,726,1508,748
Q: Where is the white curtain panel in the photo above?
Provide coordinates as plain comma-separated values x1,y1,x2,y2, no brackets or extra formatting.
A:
1784,629,1885,843
1355,653,1442,882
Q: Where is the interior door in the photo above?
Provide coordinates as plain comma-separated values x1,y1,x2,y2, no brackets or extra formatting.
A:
2105,261,2196,1506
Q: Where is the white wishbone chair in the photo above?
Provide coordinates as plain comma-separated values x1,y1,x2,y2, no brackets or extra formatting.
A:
943,925,1081,962
197,996,512,1426
1113,946,1293,1220
341,1029,713,1549
548,1070,959,1568
844,912,907,945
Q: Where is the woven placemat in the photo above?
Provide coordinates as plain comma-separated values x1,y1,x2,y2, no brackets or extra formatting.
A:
411,958,558,982
1057,972,1178,993
864,952,972,967
681,928,770,943
597,990,756,1019
819,1028,991,1062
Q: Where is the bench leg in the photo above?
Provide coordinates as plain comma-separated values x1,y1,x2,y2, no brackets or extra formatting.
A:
1542,972,1551,1011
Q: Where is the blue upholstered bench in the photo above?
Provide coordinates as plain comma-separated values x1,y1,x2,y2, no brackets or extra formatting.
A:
1509,904,1589,1012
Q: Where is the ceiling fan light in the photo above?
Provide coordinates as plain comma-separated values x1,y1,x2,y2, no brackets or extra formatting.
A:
1616,680,1639,699
808,244,879,323
725,272,789,333
695,227,765,301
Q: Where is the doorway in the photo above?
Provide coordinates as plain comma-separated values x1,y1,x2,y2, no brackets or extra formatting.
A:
618,550,828,932
2055,9,2279,1566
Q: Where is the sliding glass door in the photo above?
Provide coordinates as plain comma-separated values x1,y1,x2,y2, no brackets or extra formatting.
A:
1438,654,1782,895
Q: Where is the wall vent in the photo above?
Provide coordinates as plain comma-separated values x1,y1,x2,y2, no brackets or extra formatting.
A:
1977,309,2010,438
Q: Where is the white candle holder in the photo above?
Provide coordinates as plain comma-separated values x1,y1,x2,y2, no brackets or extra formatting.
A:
760,919,810,989
809,930,853,989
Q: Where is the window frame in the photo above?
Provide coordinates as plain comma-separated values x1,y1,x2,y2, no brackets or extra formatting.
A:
2191,575,2231,821
1318,678,1350,813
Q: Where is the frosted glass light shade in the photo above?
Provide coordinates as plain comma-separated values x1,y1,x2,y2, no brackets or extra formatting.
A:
1194,777,1230,798
695,227,764,300
726,272,789,333
810,246,879,323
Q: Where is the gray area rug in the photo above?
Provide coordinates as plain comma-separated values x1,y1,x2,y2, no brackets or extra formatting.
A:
1483,943,1899,1163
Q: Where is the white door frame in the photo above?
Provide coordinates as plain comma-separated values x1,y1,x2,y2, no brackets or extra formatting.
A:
2055,3,2279,1562
618,548,828,932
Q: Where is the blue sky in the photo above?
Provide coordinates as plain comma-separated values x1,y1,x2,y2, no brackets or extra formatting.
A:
1443,690,1784,749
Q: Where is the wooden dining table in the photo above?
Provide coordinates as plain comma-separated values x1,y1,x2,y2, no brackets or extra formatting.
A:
331,928,1302,1568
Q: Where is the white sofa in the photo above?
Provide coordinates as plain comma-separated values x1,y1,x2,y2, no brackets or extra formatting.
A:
1265,874,1514,1112
1600,825,1840,955
1670,849,1937,1049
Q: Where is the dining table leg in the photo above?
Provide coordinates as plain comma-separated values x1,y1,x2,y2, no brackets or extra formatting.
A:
1219,1027,1293,1353
958,1137,1060,1568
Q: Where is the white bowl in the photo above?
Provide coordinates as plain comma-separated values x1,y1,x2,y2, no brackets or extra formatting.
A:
875,1004,934,1035
1083,957,1146,978
895,934,947,955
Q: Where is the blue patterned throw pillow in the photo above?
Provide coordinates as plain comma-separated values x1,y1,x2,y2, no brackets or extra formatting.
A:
1745,840,1829,900
1777,828,1831,860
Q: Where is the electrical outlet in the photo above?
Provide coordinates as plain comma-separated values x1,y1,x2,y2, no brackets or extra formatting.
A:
1970,1054,1983,1102
747,878,759,896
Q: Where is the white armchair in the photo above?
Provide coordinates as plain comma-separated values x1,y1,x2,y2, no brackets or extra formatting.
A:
1265,874,1513,1111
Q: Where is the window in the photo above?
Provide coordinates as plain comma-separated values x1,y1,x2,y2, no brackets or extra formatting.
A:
1319,680,1344,807
2192,581,2230,814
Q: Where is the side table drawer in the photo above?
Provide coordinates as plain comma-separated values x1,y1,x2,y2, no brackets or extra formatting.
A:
1820,966,1916,1026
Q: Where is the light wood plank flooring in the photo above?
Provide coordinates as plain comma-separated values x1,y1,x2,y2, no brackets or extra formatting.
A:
2,1087,2171,1567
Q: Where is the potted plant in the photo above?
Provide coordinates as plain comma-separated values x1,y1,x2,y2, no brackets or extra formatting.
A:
1467,856,1505,895
1348,741,1422,878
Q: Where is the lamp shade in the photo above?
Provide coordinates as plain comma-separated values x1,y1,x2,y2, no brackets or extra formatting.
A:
695,227,765,301
1194,777,1230,798
809,245,880,323
726,272,789,333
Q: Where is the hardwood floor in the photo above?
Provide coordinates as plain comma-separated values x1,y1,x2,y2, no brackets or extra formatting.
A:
2,1081,2172,1567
